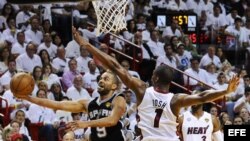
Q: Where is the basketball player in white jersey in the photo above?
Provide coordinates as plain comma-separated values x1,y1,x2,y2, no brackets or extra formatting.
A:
70,27,239,141
178,104,223,141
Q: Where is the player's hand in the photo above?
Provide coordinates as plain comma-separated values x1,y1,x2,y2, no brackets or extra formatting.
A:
14,94,29,100
72,26,87,46
66,121,87,131
226,75,240,93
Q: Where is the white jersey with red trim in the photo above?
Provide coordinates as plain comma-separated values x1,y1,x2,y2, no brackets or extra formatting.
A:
137,87,179,141
182,111,213,141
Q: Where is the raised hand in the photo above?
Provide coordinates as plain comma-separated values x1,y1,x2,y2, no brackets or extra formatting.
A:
226,75,240,93
72,27,86,46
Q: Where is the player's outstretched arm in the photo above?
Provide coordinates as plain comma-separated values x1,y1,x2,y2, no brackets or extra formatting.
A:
72,27,147,105
175,75,240,109
23,96,88,113
67,95,126,129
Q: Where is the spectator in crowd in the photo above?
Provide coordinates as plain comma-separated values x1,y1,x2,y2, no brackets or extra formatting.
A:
71,113,85,141
132,31,156,82
170,36,180,52
24,16,43,46
62,58,80,90
216,47,229,64
52,47,69,76
9,120,29,141
0,3,15,31
11,32,26,57
47,82,66,101
31,66,43,84
182,35,200,57
55,97,73,123
186,0,205,16
15,5,35,30
121,59,140,79
93,43,110,73
184,57,210,91
243,75,250,88
220,62,236,82
225,17,248,47
16,43,42,73
134,0,151,16
199,45,222,69
208,4,227,42
205,63,218,85
28,89,59,141
168,0,188,11
146,30,165,58
0,45,11,76
219,112,231,130
82,60,99,95
176,42,192,70
234,87,250,113
238,107,250,124
32,80,49,98
124,90,137,132
210,105,219,117
62,131,75,141
162,19,183,41
125,4,133,21
202,0,214,15
41,19,54,34
13,110,30,139
42,64,60,89
213,72,228,91
226,8,241,26
141,20,155,42
155,43,179,69
2,17,20,44
38,49,57,73
76,45,93,75
242,7,250,23
52,34,65,48
2,126,15,141
233,116,244,125
66,74,91,101
135,14,146,31
37,33,57,59
0,59,17,91
2,89,30,120
65,30,82,58
123,19,137,41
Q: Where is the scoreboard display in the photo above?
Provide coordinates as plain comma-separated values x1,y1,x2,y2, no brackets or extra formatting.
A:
153,11,210,44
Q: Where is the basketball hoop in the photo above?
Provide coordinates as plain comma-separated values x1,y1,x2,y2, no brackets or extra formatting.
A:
92,0,128,35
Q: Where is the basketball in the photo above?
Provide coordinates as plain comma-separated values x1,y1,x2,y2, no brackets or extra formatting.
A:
10,73,35,98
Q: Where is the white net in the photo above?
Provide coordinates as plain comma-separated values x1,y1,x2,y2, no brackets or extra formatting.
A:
92,0,128,35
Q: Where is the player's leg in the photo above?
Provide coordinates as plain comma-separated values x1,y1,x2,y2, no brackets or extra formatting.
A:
7,0,91,4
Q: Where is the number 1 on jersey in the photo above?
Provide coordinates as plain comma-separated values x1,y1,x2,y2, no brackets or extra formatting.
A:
154,109,163,128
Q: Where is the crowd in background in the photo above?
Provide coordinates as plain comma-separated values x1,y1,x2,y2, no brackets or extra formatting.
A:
0,0,250,141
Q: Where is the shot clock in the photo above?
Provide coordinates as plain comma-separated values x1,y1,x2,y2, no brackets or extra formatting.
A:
154,11,197,34
153,11,210,44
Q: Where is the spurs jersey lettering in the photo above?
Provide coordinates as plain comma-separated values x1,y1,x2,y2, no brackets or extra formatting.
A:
182,111,213,141
88,93,125,141
137,87,179,141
